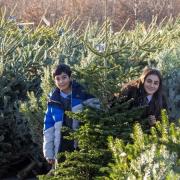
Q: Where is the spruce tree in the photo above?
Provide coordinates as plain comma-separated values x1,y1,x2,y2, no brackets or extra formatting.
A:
105,110,180,179
0,64,42,178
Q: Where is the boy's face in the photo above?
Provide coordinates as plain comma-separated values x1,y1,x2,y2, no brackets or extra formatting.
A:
54,72,71,93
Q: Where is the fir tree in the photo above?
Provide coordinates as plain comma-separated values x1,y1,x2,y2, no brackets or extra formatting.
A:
0,64,42,178
105,110,180,179
39,90,146,179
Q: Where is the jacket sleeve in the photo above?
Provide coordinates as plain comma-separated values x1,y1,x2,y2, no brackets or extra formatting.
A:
72,93,100,130
43,105,55,160
43,104,64,160
121,85,134,99
51,106,64,159
82,89,100,109
109,85,132,107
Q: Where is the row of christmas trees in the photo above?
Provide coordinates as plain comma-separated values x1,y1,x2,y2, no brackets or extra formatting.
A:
0,10,180,178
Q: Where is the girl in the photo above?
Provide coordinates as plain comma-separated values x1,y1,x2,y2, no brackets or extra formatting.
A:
120,67,168,126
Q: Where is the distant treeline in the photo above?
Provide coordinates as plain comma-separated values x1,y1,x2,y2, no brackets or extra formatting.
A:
0,0,180,30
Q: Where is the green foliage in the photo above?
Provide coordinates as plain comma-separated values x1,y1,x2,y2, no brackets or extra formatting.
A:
156,42,180,120
20,66,55,152
39,96,147,179
40,66,54,110
20,92,44,149
38,18,180,179
0,63,41,177
0,9,180,178
106,110,180,179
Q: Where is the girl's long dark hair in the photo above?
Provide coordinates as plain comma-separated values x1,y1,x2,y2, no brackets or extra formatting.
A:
123,67,164,117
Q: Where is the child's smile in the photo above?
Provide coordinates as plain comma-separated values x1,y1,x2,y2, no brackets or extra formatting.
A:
55,73,71,94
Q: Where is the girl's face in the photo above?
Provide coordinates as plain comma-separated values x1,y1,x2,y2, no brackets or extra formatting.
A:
143,74,160,95
54,72,71,93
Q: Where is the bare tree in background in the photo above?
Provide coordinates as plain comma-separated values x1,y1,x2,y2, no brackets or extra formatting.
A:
126,0,178,24
0,0,179,30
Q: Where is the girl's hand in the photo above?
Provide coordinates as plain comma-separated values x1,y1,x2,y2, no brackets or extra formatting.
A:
47,159,55,165
148,115,156,126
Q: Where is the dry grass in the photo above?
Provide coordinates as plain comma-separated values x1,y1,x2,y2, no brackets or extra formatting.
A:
0,0,180,30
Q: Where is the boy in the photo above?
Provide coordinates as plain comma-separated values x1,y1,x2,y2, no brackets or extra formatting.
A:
43,64,98,165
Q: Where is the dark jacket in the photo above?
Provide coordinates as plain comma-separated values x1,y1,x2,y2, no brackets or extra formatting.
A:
121,85,168,120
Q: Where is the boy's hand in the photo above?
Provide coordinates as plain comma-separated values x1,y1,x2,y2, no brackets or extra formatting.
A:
148,115,156,126
47,159,55,165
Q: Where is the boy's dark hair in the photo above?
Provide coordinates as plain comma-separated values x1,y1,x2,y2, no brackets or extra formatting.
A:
53,64,72,78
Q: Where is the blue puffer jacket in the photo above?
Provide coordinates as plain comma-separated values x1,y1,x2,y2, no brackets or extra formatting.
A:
43,81,99,160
